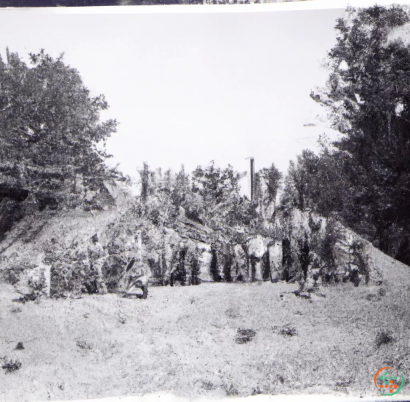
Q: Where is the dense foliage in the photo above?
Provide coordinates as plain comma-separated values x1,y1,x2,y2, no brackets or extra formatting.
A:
0,49,118,210
281,5,410,265
135,162,264,231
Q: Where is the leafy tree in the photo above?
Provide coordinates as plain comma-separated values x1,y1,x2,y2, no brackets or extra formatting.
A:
280,150,320,212
259,164,282,204
135,161,256,230
0,49,117,208
191,162,247,227
192,162,244,206
308,5,410,262
256,163,282,218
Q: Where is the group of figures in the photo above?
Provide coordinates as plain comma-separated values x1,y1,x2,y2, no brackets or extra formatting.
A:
77,211,374,299
84,226,282,299
114,225,284,290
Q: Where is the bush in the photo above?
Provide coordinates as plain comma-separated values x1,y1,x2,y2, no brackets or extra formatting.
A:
279,326,297,336
376,330,394,348
1,358,22,374
235,328,256,344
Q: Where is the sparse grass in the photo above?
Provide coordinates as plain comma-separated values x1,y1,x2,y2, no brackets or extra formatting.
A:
225,307,240,319
224,383,239,396
235,328,256,344
376,330,394,348
279,325,297,336
0,245,409,401
76,340,92,350
1,358,22,374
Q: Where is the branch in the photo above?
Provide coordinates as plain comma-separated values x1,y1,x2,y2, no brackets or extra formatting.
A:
0,104,11,113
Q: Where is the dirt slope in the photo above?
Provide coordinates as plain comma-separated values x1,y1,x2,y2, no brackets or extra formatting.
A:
0,243,409,401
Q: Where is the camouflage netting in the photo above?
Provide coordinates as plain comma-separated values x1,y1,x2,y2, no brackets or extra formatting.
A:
280,209,383,296
0,181,382,299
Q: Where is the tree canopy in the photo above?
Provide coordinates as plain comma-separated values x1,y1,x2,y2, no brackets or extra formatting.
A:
0,49,118,209
283,5,410,265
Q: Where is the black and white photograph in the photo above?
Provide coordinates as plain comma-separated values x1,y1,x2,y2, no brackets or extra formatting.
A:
1,1,410,401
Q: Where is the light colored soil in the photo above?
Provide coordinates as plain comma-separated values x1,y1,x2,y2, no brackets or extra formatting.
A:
1,246,410,401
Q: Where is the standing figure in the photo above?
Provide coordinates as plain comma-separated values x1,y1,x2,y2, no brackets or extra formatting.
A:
87,234,108,294
170,239,198,286
123,230,150,299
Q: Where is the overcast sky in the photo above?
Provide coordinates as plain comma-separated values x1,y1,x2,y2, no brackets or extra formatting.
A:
0,6,345,195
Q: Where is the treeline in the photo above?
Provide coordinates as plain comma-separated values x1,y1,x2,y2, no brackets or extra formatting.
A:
280,5,410,266
0,48,283,241
134,161,281,234
4,4,410,271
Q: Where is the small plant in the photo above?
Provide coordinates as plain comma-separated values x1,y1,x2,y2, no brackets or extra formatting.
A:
225,384,239,396
252,386,263,395
117,315,126,325
336,378,353,387
2,358,22,374
279,326,297,336
15,342,24,350
76,340,92,350
235,328,256,344
201,380,215,390
225,308,240,319
365,293,378,301
376,330,394,348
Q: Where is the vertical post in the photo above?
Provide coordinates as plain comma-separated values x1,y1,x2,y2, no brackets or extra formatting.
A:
250,157,255,201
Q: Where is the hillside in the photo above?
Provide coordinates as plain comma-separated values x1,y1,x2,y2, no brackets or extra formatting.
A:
0,239,409,401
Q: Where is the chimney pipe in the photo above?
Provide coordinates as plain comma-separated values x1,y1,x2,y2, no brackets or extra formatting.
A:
250,157,255,201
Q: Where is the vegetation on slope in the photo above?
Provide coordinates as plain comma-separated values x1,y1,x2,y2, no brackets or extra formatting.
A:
281,5,410,267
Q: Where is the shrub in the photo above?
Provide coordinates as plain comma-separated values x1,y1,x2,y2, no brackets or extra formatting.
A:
376,330,394,348
1,358,22,374
235,328,256,344
76,340,92,350
15,342,24,350
279,326,297,336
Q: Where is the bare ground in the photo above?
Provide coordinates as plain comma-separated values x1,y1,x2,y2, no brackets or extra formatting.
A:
1,246,410,401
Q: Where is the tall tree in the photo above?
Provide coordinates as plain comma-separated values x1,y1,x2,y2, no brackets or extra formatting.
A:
309,5,410,261
0,49,117,207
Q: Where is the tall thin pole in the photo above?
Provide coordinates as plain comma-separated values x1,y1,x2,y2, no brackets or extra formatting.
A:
250,157,255,201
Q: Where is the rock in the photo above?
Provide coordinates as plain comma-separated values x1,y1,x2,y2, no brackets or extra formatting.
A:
232,244,249,282
270,271,280,283
268,240,282,282
248,235,266,281
197,242,213,282
13,262,50,298
162,228,181,284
